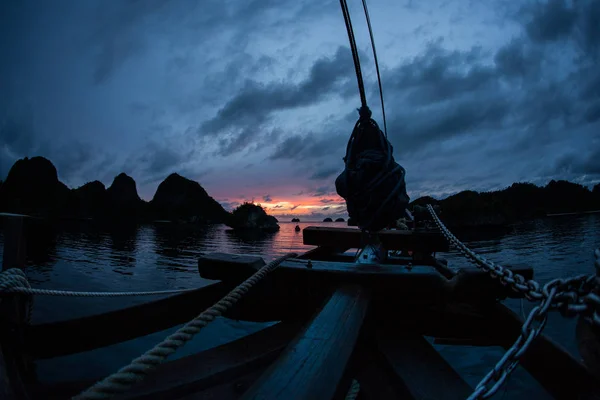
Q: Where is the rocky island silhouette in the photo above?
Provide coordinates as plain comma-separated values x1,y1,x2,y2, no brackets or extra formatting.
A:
0,156,599,229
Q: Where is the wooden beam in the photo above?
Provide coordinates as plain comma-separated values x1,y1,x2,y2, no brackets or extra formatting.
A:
350,345,415,400
295,246,351,260
198,253,530,306
491,304,600,400
24,281,233,359
199,253,444,283
197,253,265,281
241,284,370,400
302,226,449,252
376,330,472,400
32,320,305,400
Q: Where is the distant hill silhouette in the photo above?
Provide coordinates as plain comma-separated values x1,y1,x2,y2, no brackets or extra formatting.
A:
0,157,236,225
151,173,228,224
410,181,600,228
1,157,598,229
0,156,72,218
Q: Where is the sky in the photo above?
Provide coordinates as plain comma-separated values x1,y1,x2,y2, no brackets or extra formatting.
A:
1,0,599,220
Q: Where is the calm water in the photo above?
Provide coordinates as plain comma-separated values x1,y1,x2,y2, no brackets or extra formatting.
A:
1,216,599,398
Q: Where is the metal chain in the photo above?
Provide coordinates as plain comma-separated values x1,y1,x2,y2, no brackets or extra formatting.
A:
426,205,600,324
468,283,557,399
425,204,600,399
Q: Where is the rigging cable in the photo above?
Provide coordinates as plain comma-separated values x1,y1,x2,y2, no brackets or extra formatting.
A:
335,0,410,232
339,0,367,109
360,0,387,137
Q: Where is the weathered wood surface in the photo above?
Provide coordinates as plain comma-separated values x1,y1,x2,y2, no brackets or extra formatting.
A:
351,345,416,400
303,226,449,252
25,281,233,359
295,246,350,260
198,253,534,304
492,304,600,400
199,253,444,281
241,284,370,400
33,320,304,400
197,253,265,281
376,330,472,399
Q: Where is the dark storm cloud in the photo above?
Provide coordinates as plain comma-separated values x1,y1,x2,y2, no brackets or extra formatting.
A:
4,0,600,202
525,0,577,42
0,110,103,184
309,167,340,180
494,39,542,79
311,185,335,197
384,43,497,106
88,0,173,84
200,46,354,136
551,146,600,176
269,131,348,161
0,112,36,157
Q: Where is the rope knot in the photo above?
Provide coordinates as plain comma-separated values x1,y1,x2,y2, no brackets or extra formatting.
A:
357,105,372,120
0,268,30,293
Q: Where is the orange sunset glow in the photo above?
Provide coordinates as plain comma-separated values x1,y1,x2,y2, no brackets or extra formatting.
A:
217,193,348,220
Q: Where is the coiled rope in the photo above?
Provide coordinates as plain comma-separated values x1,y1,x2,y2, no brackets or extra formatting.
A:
74,252,297,400
344,379,361,400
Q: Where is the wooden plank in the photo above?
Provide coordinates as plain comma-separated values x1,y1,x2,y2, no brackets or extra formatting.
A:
200,253,443,280
241,284,370,400
197,253,265,281
376,330,472,399
350,345,415,400
199,254,449,306
303,226,449,252
198,253,532,307
296,246,351,260
32,320,304,400
24,281,233,359
491,304,600,400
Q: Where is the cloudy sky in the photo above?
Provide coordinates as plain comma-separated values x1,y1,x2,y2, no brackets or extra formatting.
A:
1,0,599,219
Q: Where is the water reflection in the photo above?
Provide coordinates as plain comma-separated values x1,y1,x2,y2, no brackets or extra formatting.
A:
25,219,59,269
107,224,139,272
224,228,278,255
152,223,209,272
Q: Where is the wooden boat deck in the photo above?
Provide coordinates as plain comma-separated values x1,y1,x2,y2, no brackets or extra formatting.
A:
1,222,599,399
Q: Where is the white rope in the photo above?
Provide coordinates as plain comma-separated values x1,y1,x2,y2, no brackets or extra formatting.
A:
0,268,34,323
0,268,197,297
345,379,361,400
74,252,297,400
